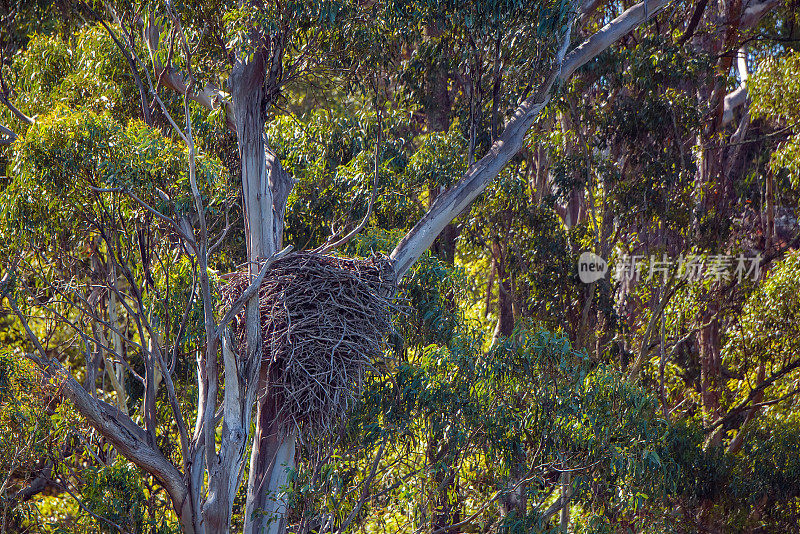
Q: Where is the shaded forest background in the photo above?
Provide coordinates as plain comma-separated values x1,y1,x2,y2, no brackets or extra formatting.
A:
1,0,800,532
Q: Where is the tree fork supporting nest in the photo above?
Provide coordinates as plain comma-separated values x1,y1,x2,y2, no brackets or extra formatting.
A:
220,252,397,434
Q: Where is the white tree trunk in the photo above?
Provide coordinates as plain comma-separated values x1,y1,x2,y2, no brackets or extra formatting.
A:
14,3,725,533
226,45,298,534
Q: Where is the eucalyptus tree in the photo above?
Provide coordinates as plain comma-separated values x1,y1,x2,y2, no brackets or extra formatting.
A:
0,0,729,533
513,1,799,528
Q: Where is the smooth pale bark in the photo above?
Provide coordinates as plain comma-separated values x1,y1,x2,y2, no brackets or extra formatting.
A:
227,46,297,534
147,15,296,532
722,85,748,126
231,49,282,534
262,429,298,532
201,329,256,532
391,0,671,279
245,374,298,534
716,0,784,126
107,287,128,414
0,123,17,144
8,303,196,533
13,2,706,533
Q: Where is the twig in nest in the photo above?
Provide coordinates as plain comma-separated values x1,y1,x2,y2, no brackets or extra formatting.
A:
220,252,397,434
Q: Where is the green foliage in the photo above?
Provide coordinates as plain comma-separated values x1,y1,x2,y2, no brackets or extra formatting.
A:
750,52,800,125
2,107,227,253
664,416,800,532
269,105,419,248
0,348,90,532
561,37,705,228
0,351,54,475
406,124,466,190
292,324,675,532
3,2,800,533
396,253,466,348
11,24,145,121
724,251,800,385
13,33,73,111
81,463,147,533
59,25,145,119
750,51,800,186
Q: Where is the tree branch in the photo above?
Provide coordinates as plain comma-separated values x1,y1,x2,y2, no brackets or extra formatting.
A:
676,0,709,45
6,293,195,533
82,3,153,125
0,94,34,124
740,0,784,28
0,123,17,144
143,18,235,131
335,436,387,534
391,0,671,279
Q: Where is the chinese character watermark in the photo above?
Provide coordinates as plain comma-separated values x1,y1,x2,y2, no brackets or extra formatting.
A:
578,252,763,284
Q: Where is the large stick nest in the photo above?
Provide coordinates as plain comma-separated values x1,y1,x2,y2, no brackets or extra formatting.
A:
221,252,396,434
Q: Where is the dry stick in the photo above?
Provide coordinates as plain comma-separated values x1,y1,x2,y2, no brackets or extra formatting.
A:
215,246,294,338
222,253,394,431
315,108,383,255
336,436,388,534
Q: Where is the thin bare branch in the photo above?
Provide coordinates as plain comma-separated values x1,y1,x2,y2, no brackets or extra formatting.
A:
0,95,34,124
316,109,382,255
81,2,152,125
214,246,294,339
336,436,388,534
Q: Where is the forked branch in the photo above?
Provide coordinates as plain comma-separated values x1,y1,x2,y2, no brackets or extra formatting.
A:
391,0,672,279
